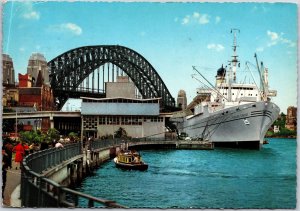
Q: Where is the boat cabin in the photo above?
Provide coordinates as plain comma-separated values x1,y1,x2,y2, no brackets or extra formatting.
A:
117,150,140,164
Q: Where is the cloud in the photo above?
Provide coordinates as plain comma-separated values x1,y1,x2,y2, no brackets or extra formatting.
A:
199,14,209,24
23,11,40,20
193,12,200,18
256,30,296,53
181,12,210,25
182,15,190,25
21,2,40,20
62,23,82,35
49,23,82,35
267,30,279,41
215,16,221,24
267,30,279,46
281,37,296,47
19,47,25,52
267,30,295,47
207,43,225,52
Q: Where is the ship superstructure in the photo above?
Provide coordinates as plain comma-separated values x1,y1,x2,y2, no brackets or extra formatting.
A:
171,30,280,149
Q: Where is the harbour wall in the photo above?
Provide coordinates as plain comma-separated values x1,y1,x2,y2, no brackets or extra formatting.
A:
41,148,114,188
21,139,213,208
40,139,213,195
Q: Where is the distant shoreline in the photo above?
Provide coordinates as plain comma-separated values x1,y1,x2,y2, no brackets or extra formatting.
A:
265,136,297,139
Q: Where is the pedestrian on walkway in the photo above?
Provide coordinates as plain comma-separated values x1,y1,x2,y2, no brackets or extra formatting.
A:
40,139,49,151
4,139,13,169
88,136,94,150
29,141,40,153
23,142,30,156
55,140,64,148
12,141,25,170
2,146,9,198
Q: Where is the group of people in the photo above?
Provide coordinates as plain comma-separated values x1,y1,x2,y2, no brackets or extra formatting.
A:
1,134,93,199
2,140,27,199
1,138,65,199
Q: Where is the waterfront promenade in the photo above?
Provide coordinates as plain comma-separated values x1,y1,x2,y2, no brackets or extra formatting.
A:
2,162,21,207
2,138,212,208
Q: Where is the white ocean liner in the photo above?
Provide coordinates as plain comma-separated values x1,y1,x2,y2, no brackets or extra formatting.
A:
170,30,280,149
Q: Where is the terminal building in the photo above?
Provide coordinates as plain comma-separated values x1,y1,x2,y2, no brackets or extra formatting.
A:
81,76,165,139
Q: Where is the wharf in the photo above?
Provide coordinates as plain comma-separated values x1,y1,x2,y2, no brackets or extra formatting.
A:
2,161,21,207
176,140,214,150
128,138,214,150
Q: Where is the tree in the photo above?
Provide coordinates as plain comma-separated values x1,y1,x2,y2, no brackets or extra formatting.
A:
19,131,42,144
68,132,79,142
46,128,60,142
274,112,286,128
114,127,128,139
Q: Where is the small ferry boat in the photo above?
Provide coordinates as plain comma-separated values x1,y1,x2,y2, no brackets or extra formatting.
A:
114,150,148,171
263,139,269,145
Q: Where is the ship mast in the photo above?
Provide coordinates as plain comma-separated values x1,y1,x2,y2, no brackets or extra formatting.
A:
228,29,240,102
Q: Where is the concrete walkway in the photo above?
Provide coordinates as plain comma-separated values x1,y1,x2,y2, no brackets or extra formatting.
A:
2,161,21,207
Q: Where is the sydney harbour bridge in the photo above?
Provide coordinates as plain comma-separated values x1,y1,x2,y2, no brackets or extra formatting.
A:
47,45,177,111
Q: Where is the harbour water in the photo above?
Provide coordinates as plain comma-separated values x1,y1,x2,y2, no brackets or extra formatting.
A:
76,138,296,208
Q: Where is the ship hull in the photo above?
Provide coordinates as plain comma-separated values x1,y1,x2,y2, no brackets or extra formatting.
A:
173,101,280,149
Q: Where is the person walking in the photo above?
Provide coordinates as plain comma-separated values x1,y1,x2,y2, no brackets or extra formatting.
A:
2,146,9,199
23,142,30,156
55,140,64,148
40,140,49,151
4,140,13,169
12,141,25,170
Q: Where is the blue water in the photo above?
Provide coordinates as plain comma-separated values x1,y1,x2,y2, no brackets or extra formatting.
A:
76,138,296,208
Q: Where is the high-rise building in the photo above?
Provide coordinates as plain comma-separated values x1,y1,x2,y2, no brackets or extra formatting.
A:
285,106,297,131
27,53,49,86
177,90,187,110
3,54,15,85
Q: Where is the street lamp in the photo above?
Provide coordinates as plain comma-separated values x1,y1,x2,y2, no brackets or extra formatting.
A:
15,108,18,141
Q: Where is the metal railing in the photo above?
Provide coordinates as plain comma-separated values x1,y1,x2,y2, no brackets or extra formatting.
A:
24,142,81,173
21,141,126,208
90,138,121,150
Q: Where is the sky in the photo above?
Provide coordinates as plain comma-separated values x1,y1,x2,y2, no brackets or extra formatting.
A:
2,1,298,112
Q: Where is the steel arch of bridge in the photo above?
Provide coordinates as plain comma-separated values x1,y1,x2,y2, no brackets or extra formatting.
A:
48,45,175,110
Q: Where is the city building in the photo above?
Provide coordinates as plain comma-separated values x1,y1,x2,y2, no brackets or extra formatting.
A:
177,90,187,110
273,125,280,133
81,76,165,139
285,106,297,131
27,53,49,86
3,53,54,132
2,54,18,107
2,54,15,85
17,72,54,132
18,73,54,111
19,73,33,88
2,85,19,107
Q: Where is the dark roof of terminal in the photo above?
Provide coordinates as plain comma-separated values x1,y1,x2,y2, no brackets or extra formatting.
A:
81,97,161,104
